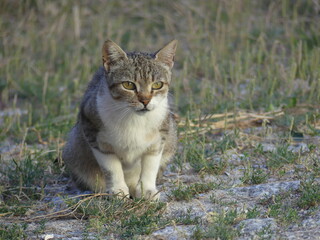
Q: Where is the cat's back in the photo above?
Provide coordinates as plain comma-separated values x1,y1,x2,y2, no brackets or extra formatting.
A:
82,67,105,103
78,67,106,129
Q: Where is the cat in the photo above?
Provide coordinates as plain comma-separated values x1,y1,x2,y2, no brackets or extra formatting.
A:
62,39,178,200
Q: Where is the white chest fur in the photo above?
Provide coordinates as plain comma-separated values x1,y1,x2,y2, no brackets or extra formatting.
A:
96,85,168,163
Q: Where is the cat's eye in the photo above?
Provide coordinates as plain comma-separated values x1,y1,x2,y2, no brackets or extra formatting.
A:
122,81,136,90
152,81,164,90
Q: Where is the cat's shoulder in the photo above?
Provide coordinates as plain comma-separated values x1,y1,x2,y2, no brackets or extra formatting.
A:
87,67,105,90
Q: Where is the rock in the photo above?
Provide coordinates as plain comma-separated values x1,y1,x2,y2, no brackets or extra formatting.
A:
224,149,245,162
230,181,300,199
287,143,309,153
150,225,195,240
261,143,277,152
301,211,320,228
237,218,278,240
27,220,86,239
42,234,54,240
280,230,320,240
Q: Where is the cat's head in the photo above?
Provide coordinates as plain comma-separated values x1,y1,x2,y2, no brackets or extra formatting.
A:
102,39,177,114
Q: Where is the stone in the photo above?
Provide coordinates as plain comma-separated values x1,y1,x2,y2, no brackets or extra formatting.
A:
230,181,300,199
237,218,278,240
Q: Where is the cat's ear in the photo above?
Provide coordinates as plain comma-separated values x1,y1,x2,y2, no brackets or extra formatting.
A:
102,40,128,70
155,40,178,69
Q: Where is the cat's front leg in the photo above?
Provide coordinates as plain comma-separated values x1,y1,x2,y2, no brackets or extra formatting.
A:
135,150,162,200
92,149,129,197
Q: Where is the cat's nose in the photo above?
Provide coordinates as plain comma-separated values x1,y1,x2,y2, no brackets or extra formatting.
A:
140,99,151,107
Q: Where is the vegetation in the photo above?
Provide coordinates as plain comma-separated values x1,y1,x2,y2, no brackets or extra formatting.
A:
0,0,319,239
169,182,219,201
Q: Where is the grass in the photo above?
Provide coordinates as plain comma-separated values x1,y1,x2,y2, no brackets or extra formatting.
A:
1,0,320,239
176,134,232,174
259,177,320,226
0,223,27,240
169,182,219,201
241,167,268,185
297,177,320,209
1,147,59,206
78,196,169,238
202,209,243,239
266,144,300,170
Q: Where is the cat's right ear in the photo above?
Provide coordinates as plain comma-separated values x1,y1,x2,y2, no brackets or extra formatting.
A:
102,40,128,71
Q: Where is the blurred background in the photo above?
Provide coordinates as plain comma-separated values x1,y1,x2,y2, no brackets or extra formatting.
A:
0,0,319,156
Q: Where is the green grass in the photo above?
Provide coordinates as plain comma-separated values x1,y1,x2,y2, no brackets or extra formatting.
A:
0,223,27,240
1,0,320,128
260,177,320,226
241,166,268,185
64,194,199,239
267,144,300,169
175,132,236,174
1,148,57,202
204,209,241,239
169,182,219,201
60,195,170,239
297,178,320,209
1,0,320,238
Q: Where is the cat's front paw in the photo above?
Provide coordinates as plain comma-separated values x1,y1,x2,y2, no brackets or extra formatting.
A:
108,185,130,198
135,183,160,201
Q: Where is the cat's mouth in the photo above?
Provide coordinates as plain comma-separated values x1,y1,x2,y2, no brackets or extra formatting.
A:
134,106,152,114
137,108,150,113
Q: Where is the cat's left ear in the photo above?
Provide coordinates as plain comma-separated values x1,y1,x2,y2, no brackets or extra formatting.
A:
155,40,178,69
102,39,128,71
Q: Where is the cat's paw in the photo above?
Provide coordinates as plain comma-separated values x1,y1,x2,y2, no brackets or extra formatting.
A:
108,185,130,198
135,184,160,201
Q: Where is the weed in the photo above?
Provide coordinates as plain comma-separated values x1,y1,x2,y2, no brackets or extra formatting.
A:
205,210,240,239
169,182,218,201
210,194,237,207
262,191,300,225
0,204,30,217
176,208,201,225
310,156,320,176
254,143,264,155
256,224,274,240
246,206,261,219
215,133,237,154
64,194,170,239
241,167,268,185
266,144,299,170
2,150,47,200
297,178,320,209
178,134,230,175
32,220,46,236
1,0,320,238
0,223,28,240
191,225,205,240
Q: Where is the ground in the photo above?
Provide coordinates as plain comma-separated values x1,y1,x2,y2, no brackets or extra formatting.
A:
0,1,320,239
1,110,320,239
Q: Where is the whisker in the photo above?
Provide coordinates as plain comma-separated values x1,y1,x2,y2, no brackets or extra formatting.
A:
118,108,131,123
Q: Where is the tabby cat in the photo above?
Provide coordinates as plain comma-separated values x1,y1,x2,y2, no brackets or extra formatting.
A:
62,39,178,200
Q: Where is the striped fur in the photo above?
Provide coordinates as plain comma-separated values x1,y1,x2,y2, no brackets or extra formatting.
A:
62,40,177,200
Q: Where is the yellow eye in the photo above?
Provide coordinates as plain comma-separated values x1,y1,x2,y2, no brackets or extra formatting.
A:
122,81,136,90
152,81,164,90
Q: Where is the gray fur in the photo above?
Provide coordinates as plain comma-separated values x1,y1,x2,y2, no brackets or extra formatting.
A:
62,40,178,198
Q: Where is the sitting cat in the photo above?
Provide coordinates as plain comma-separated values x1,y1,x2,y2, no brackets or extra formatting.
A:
62,39,178,200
